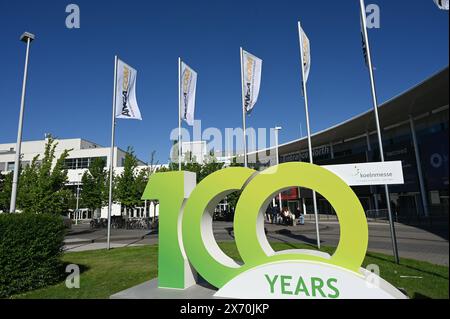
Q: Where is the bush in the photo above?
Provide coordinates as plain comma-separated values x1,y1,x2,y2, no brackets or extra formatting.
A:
0,213,65,298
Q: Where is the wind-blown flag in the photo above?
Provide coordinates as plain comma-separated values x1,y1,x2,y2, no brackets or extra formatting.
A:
360,17,369,68
434,0,449,10
180,62,197,126
241,50,262,114
298,25,311,83
115,59,142,120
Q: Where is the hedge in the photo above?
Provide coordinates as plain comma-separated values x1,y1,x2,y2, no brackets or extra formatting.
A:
0,213,65,298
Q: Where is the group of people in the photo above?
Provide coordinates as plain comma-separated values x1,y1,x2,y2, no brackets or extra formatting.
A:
265,204,304,226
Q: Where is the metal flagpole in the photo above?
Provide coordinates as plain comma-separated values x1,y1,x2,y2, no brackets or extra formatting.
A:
178,57,182,171
107,55,118,250
360,0,399,264
10,32,35,213
274,127,283,210
298,21,321,249
240,47,248,168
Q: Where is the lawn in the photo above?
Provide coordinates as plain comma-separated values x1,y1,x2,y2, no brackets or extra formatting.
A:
12,243,449,299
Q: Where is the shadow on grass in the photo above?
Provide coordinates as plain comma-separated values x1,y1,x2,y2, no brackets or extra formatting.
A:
61,262,90,276
412,292,433,299
274,229,321,246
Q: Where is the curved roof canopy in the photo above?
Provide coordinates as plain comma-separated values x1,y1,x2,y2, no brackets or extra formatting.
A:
255,67,449,157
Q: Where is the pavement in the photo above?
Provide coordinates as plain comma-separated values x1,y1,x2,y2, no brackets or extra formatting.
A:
64,220,449,266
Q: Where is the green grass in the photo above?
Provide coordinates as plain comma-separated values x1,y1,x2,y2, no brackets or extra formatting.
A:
11,243,449,299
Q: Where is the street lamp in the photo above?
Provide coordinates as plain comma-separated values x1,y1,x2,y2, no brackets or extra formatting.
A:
274,126,283,210
75,172,82,225
9,32,35,213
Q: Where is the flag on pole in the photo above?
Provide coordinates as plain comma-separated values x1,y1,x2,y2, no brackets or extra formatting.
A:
180,62,197,126
115,59,142,120
434,0,449,10
298,25,311,83
360,17,369,68
241,50,262,114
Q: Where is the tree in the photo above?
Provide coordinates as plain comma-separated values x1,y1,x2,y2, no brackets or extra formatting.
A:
199,151,225,182
226,157,244,216
16,137,72,215
80,157,108,214
115,147,146,214
163,150,224,183
0,172,12,212
134,167,149,205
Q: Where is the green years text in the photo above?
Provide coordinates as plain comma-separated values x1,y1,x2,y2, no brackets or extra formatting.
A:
265,274,340,298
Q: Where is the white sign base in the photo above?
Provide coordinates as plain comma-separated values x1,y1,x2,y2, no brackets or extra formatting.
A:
215,260,407,299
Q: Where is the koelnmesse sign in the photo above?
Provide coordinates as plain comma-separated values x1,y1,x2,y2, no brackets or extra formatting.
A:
142,162,406,299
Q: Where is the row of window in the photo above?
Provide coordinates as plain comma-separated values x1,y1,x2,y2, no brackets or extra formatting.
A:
0,157,108,172
0,161,31,172
64,157,107,170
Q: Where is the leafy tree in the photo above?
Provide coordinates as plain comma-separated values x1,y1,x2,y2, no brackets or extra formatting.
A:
16,137,72,215
134,167,149,204
164,150,224,183
115,147,146,213
16,157,38,211
80,157,108,214
0,172,12,212
226,157,244,215
199,151,224,182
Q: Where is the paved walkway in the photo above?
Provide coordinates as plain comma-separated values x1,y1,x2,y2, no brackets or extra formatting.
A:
64,220,449,266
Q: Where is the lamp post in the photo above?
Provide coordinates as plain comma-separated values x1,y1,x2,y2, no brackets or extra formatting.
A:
9,32,35,213
75,172,82,225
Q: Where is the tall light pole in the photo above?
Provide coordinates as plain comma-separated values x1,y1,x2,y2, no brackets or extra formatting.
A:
10,32,35,213
274,126,283,210
75,173,82,225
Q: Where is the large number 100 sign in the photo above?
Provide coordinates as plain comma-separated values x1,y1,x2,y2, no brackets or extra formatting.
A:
142,162,406,299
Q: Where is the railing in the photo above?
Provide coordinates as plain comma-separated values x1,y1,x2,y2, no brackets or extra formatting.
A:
365,209,398,222
90,217,158,230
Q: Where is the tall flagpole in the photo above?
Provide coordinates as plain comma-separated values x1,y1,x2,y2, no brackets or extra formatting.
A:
240,47,248,168
359,0,399,263
298,21,321,249
178,57,182,171
274,127,283,210
107,55,118,250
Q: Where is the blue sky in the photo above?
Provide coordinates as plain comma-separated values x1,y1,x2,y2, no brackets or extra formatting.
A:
0,0,448,164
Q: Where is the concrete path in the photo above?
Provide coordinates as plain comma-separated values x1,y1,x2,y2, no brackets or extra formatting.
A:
64,220,449,266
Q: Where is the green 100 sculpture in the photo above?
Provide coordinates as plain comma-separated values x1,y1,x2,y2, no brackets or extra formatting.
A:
142,162,406,299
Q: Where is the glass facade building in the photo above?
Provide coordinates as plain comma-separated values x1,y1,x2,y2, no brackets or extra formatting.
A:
268,67,449,223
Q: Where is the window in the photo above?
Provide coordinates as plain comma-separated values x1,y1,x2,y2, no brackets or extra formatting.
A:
7,162,15,172
79,158,89,169
0,162,5,172
64,158,77,170
21,161,30,168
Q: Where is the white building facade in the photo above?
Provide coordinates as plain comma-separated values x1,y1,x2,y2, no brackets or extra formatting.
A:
0,138,161,220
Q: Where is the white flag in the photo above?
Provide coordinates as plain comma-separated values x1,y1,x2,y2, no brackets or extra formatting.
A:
434,0,449,10
241,50,262,114
298,24,311,83
115,59,142,120
180,62,197,126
